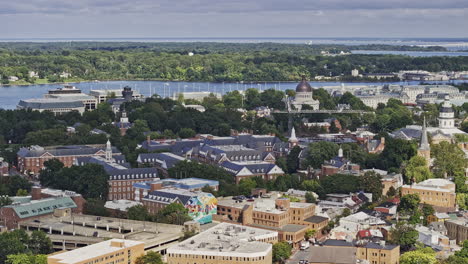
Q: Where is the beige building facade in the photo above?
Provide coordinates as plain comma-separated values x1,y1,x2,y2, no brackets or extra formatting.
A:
48,239,144,264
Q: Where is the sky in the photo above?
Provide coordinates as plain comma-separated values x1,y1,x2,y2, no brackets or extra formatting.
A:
1,0,468,39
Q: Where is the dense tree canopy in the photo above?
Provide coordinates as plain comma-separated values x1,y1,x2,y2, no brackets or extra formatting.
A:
39,159,109,199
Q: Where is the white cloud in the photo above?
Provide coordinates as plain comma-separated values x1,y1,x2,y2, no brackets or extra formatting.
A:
1,1,467,38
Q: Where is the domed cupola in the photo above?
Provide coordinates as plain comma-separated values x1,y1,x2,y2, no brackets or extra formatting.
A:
438,95,455,129
296,76,313,93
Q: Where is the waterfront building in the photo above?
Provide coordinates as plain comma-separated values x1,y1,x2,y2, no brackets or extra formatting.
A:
17,98,86,115
166,223,277,264
44,85,98,110
89,86,143,104
48,239,144,264
171,91,222,101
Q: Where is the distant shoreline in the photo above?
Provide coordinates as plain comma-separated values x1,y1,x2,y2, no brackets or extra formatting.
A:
0,78,423,88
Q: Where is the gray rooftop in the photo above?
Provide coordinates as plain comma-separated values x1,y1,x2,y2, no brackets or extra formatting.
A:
167,223,277,257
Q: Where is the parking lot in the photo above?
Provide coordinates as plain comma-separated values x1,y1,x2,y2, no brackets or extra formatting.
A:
286,246,314,264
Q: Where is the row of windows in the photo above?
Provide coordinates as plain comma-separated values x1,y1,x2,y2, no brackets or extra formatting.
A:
110,173,156,180
168,253,266,261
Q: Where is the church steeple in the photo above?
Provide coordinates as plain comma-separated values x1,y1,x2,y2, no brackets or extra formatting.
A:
418,116,431,166
419,116,430,151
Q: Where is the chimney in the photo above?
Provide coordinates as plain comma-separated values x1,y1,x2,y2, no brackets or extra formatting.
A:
146,135,151,144
31,186,42,200
150,182,162,192
380,137,385,144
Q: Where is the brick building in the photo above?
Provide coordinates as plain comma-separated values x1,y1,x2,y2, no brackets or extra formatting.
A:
321,147,360,177
75,140,159,200
17,144,121,175
0,187,83,229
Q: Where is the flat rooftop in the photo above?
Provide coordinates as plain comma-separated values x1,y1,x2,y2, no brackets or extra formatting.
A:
217,195,312,214
20,214,183,246
167,223,277,257
49,239,143,264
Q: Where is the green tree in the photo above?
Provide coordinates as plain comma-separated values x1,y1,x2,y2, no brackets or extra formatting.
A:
421,204,435,224
134,251,164,264
0,196,12,206
389,223,418,251
0,230,29,263
127,205,151,221
304,229,316,240
359,171,383,202
386,186,397,197
28,231,53,255
286,146,301,173
15,189,28,196
83,198,110,217
40,162,109,199
156,203,191,225
400,247,437,264
178,128,196,139
404,156,432,183
320,174,361,197
272,242,292,263
6,254,47,264
238,178,257,196
305,141,339,169
305,192,316,203
431,141,466,178
398,194,421,213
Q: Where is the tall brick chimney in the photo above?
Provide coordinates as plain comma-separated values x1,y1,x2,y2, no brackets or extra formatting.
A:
31,186,42,200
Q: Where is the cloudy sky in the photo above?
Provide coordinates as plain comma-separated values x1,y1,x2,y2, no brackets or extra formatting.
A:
1,0,467,39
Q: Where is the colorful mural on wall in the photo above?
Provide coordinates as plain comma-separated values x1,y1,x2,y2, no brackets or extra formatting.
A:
185,192,217,224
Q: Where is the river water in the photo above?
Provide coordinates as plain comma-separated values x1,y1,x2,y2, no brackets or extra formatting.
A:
2,80,468,110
